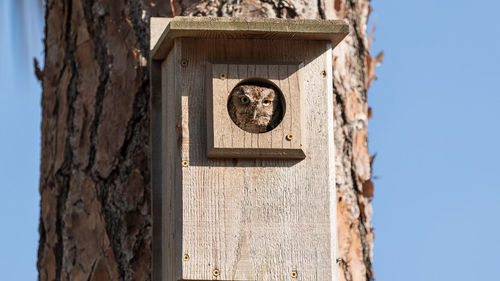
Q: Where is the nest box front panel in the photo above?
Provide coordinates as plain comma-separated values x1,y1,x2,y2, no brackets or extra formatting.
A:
160,38,338,281
207,63,305,159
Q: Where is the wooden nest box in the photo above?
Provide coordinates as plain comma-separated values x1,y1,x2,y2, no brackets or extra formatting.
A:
151,17,349,281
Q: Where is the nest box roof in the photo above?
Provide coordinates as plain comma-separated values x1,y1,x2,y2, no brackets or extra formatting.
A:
151,17,349,60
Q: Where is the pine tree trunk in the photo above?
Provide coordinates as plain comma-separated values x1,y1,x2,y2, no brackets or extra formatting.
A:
38,1,375,281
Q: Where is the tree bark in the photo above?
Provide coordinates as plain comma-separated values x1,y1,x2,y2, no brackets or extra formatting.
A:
38,1,376,281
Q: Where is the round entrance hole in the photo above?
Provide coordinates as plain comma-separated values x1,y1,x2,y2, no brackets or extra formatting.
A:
227,78,285,134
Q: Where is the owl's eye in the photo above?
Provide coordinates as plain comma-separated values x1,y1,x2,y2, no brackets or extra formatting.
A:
240,96,250,104
262,100,272,106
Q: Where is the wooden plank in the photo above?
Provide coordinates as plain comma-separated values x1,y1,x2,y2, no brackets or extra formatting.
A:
211,64,230,149
208,62,305,159
151,17,349,59
181,38,213,279
227,64,242,148
174,38,335,281
325,42,340,281
288,64,302,150
267,64,283,149
278,64,292,149
162,41,183,281
205,62,215,155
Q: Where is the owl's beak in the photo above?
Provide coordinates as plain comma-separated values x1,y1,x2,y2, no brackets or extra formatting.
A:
253,110,258,120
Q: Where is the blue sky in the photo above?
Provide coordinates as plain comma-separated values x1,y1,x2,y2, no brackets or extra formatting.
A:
1,0,499,280
369,0,500,280
0,1,43,280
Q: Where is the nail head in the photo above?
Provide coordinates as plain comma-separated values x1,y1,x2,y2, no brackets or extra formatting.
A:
213,268,220,277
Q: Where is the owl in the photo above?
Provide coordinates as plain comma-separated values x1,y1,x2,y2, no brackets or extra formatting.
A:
227,84,283,133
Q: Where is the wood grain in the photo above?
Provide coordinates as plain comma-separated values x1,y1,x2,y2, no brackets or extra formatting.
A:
151,17,349,60
161,41,183,281
207,62,305,159
159,38,337,281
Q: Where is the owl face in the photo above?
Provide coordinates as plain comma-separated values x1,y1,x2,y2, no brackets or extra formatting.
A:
228,85,282,133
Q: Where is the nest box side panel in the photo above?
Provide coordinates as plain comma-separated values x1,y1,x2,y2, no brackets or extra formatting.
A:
175,38,337,281
161,41,184,281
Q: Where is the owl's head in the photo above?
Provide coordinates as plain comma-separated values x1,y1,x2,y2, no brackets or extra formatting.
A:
228,84,282,133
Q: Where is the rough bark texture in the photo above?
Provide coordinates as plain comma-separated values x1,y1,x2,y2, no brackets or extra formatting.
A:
38,1,377,281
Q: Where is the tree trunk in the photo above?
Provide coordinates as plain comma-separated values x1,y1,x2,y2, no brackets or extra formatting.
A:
38,1,375,281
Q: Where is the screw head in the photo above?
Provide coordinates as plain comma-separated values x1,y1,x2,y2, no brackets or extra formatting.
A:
286,134,294,141
182,254,190,261
291,270,298,278
213,268,220,277
180,59,188,67
181,160,189,167
321,70,327,77
219,73,227,79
